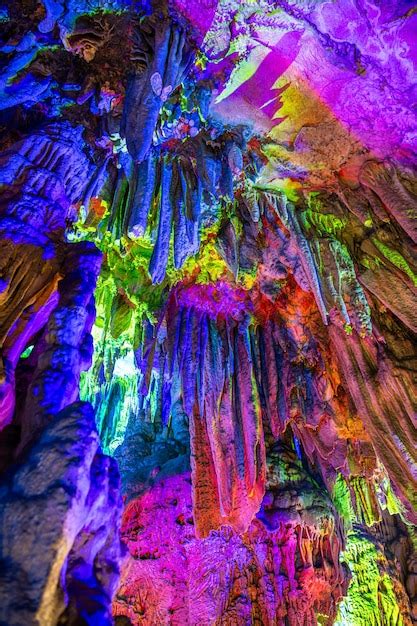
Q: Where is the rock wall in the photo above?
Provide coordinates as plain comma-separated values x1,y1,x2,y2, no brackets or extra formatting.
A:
0,402,121,626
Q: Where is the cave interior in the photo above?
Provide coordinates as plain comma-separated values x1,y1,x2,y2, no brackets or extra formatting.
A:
0,0,417,624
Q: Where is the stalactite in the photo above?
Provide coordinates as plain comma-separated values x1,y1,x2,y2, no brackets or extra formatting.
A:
149,155,174,283
161,295,266,537
121,19,194,163
125,154,157,237
330,325,417,524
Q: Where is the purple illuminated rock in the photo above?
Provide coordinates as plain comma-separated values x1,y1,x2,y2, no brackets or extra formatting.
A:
0,402,122,626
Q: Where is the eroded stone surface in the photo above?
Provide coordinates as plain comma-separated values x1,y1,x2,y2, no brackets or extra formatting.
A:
0,402,122,626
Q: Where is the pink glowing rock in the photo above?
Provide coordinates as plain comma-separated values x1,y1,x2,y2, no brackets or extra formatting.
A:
175,281,250,320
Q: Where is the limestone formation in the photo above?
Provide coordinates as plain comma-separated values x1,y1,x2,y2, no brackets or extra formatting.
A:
0,0,416,624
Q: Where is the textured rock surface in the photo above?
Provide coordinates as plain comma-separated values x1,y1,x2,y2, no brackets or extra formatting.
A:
0,123,94,428
114,442,347,626
0,402,121,626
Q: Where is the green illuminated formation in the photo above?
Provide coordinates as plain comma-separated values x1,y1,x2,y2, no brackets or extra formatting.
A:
336,531,408,626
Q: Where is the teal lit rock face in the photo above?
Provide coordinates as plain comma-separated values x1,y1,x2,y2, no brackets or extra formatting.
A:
0,0,416,624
